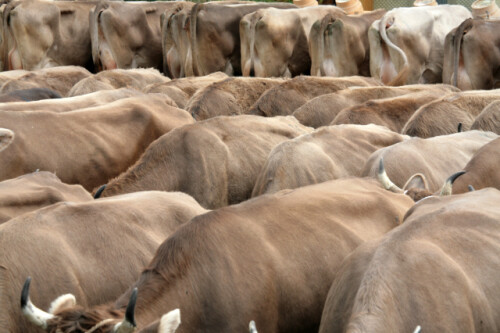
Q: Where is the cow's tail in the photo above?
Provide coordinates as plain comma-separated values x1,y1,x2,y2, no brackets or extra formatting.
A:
452,18,473,87
310,14,334,77
379,14,408,86
245,12,263,77
189,3,202,76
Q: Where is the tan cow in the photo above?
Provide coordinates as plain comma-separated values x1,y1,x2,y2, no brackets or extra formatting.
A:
248,75,380,117
97,115,312,209
309,9,385,77
252,124,408,197
403,89,500,138
369,5,471,85
161,2,195,78
0,94,193,191
319,188,500,333
443,18,500,90
23,178,413,333
362,130,497,200
292,84,459,128
144,72,228,109
0,171,91,224
90,1,177,73
0,66,91,96
186,77,285,120
471,100,500,134
330,88,456,133
190,2,295,76
4,0,96,71
0,191,207,333
67,68,169,97
240,6,345,78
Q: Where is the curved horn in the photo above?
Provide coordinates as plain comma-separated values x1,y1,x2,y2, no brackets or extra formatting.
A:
114,288,138,333
468,185,475,192
249,320,258,333
93,184,106,199
21,277,55,329
439,171,466,196
457,122,462,133
377,158,404,193
413,325,422,333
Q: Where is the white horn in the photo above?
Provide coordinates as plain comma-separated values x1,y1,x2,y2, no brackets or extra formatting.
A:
21,277,55,329
413,325,422,333
377,158,403,193
439,171,466,196
249,320,258,333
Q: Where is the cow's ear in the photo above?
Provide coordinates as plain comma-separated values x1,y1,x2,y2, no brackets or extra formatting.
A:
158,309,181,333
0,128,14,152
403,173,429,191
48,294,76,314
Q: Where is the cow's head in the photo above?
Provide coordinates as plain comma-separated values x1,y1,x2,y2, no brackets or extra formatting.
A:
377,158,466,202
21,277,180,333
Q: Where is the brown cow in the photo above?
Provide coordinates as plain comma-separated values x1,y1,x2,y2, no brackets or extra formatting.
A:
0,94,193,190
97,115,312,209
4,0,96,71
330,88,456,133
90,1,177,72
443,18,500,90
23,178,413,333
68,68,169,97
0,88,61,102
319,188,500,333
248,75,381,117
190,2,295,76
471,99,500,134
0,190,207,333
0,171,91,224
252,124,408,197
143,72,228,109
362,130,498,200
0,66,91,96
402,90,500,138
186,77,285,120
292,84,459,128
240,6,345,78
309,9,385,77
0,88,142,112
369,6,471,85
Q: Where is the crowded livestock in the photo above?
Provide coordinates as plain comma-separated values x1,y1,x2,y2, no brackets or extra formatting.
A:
1,0,500,332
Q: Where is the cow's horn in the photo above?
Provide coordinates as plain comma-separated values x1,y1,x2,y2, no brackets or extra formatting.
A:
439,171,466,196
93,184,107,199
249,320,258,333
468,185,475,192
413,325,421,333
114,288,138,333
21,277,55,329
377,158,403,193
457,122,463,133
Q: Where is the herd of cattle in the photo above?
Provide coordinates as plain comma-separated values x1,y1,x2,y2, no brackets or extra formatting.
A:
1,0,500,333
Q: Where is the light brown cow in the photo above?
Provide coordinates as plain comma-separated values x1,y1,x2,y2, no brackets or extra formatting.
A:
0,171,91,224
362,130,497,200
186,77,285,120
0,94,193,191
190,2,295,76
0,66,91,97
0,88,141,112
24,178,413,333
369,6,471,85
252,124,408,197
309,9,385,77
143,72,228,109
330,88,456,133
292,84,459,128
161,2,195,78
97,115,312,209
450,137,500,195
402,89,500,138
471,99,500,134
67,68,169,97
240,6,345,78
0,87,61,102
4,0,96,71
0,191,207,333
248,75,380,117
443,18,500,90
319,188,500,333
